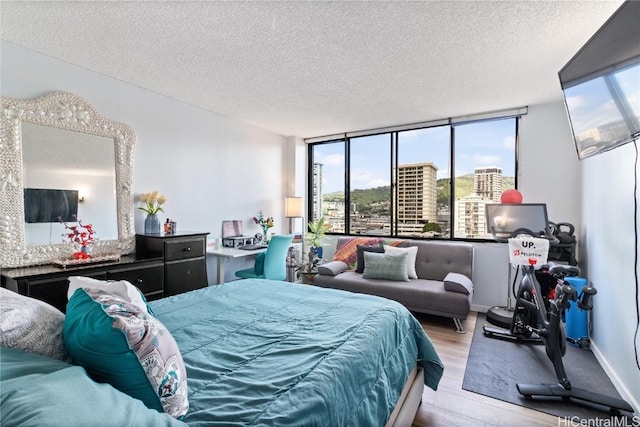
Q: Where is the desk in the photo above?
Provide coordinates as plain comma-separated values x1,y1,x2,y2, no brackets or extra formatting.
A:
206,246,266,284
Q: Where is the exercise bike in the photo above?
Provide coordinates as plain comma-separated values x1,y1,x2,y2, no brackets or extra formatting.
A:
483,228,634,414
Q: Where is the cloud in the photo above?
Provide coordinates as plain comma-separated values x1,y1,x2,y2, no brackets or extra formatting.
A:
565,95,585,111
316,153,344,167
471,154,501,164
350,168,389,189
503,135,515,149
398,129,421,141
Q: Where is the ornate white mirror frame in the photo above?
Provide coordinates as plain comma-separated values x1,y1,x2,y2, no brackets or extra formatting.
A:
0,92,136,267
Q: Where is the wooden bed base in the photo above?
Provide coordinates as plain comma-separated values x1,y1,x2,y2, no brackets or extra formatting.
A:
386,365,425,427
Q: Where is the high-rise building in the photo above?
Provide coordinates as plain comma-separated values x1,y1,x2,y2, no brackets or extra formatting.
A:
454,194,490,239
474,166,502,202
312,163,323,221
396,163,438,232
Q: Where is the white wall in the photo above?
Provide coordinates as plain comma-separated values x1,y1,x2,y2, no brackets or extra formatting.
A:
581,143,640,411
1,41,289,282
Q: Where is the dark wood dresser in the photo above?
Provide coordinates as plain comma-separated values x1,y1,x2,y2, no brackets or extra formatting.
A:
1,255,164,313
135,231,209,297
1,231,210,312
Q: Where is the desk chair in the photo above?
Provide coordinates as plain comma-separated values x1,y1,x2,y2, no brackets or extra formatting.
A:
235,234,294,281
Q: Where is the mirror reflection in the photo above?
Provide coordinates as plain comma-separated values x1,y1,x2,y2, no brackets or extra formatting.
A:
0,91,135,268
22,123,117,245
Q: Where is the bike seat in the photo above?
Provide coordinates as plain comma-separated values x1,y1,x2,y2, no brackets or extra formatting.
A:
548,262,580,277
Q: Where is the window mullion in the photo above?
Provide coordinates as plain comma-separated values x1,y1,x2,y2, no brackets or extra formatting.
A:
449,126,455,240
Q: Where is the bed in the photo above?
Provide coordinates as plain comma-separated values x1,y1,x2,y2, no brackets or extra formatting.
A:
0,278,443,426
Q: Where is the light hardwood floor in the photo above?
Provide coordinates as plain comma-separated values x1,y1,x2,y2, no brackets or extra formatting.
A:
411,312,558,427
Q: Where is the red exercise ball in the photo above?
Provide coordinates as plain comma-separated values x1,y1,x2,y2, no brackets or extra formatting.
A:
501,189,523,204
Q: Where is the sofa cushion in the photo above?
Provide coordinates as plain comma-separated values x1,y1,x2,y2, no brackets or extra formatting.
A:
363,251,409,282
334,237,402,269
355,244,384,273
0,287,69,362
400,240,473,281
64,278,188,419
318,260,349,276
384,245,418,279
313,272,472,319
444,272,473,295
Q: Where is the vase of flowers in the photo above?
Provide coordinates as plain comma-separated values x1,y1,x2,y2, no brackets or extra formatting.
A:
60,215,95,259
138,191,167,235
253,210,274,244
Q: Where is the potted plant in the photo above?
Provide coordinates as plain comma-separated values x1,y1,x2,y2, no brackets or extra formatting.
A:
305,217,332,258
295,250,321,284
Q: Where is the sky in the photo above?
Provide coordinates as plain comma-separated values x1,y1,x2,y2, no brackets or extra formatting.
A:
564,62,640,145
313,117,517,193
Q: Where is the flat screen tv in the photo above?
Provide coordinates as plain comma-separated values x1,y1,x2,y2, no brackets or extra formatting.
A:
559,0,640,160
485,203,551,240
24,188,79,223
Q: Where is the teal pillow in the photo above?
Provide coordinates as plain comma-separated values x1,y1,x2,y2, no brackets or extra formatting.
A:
254,252,266,275
63,279,188,419
363,251,409,281
0,347,187,427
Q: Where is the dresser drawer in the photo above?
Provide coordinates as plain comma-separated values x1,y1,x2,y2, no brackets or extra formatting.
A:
27,272,107,313
164,238,205,261
107,264,164,296
165,259,207,296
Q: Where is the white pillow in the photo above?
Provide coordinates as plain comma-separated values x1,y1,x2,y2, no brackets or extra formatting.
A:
0,287,69,361
68,276,148,309
384,245,418,279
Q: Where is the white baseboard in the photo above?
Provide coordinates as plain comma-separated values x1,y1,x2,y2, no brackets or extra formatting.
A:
589,341,639,415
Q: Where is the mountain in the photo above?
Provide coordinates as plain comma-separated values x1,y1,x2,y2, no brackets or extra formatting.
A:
324,175,516,212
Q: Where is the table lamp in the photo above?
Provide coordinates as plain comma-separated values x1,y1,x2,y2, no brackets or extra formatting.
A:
285,197,304,234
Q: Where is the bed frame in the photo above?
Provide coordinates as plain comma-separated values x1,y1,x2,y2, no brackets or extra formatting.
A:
386,365,425,427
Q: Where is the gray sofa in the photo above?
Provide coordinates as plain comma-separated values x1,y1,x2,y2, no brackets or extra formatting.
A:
313,237,474,332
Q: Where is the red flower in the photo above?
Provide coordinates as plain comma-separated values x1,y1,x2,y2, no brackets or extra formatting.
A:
60,215,95,251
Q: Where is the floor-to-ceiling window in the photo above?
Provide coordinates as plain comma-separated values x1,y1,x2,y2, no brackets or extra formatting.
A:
308,109,522,241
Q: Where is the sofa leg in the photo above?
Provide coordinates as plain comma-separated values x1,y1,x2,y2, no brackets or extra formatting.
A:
453,318,466,334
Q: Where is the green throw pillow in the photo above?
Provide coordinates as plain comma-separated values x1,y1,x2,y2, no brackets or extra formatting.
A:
362,251,409,281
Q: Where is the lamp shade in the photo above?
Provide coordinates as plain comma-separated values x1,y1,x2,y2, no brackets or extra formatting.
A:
285,197,304,218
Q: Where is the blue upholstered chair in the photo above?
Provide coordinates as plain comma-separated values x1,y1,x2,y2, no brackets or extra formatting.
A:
235,234,294,281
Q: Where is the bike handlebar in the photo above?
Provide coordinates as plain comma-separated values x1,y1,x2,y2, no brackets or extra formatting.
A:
490,227,560,245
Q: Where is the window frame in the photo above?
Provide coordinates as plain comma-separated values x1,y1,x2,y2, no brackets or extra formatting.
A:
306,111,522,242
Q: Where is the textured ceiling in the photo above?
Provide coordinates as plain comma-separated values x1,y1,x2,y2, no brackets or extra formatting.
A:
0,1,624,138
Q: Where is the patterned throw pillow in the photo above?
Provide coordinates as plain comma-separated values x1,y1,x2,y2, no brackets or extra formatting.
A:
0,287,69,362
64,278,188,419
384,245,419,279
362,251,409,281
334,237,402,269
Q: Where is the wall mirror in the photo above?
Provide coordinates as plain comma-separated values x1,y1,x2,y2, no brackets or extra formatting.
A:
0,92,136,267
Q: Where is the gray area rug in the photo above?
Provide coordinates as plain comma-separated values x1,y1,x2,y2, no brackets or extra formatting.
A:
462,314,633,421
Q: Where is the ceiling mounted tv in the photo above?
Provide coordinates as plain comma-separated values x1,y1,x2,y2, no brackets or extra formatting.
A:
24,188,79,224
559,0,640,160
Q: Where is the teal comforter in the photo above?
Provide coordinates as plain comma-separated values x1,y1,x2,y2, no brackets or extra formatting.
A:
151,279,444,427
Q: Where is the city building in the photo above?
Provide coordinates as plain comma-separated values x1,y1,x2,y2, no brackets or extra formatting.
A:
396,162,438,228
474,167,503,202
